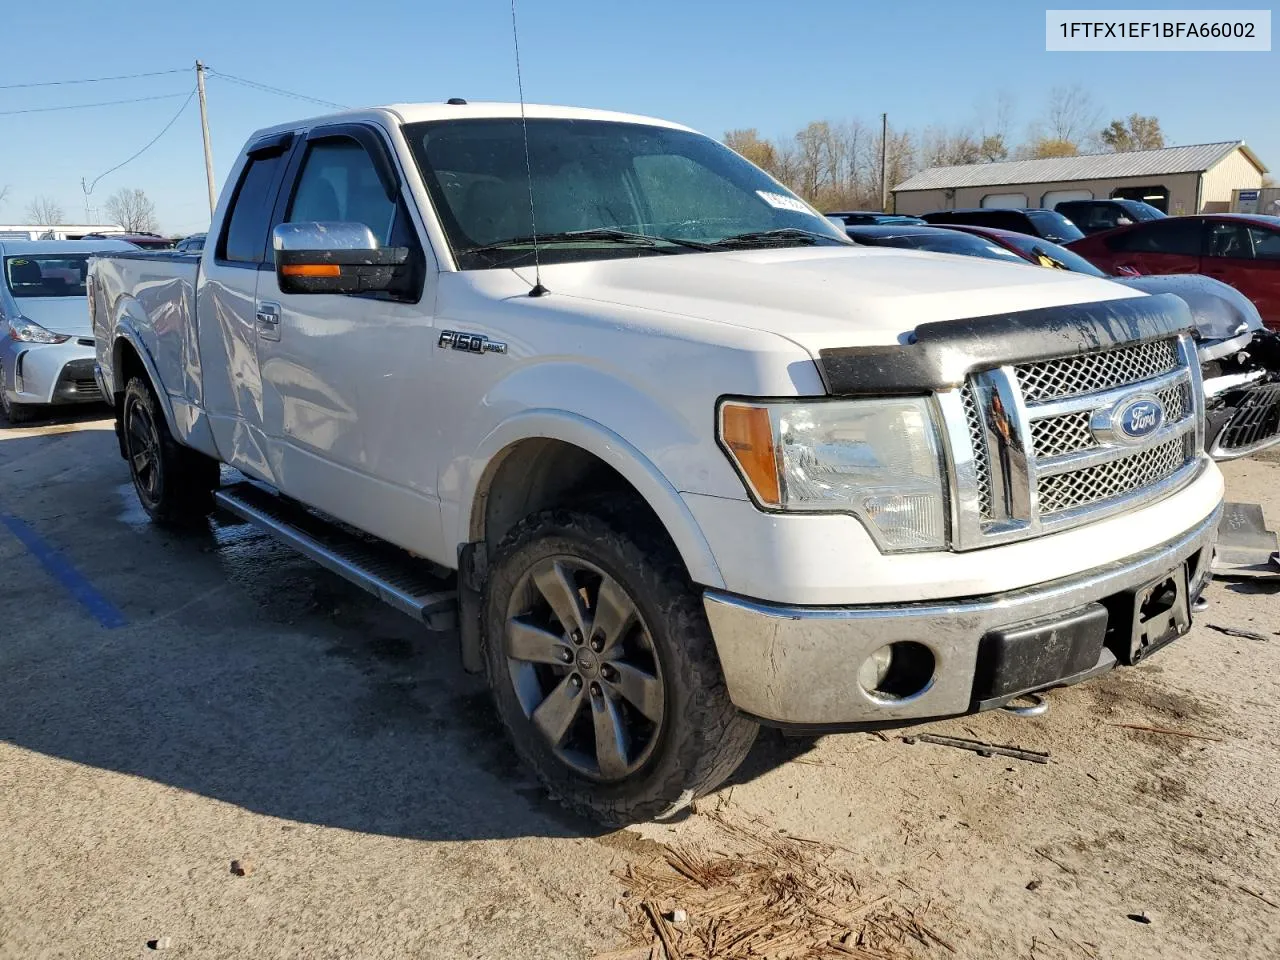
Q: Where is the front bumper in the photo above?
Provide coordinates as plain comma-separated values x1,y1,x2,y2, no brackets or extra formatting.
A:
704,502,1221,727
1,339,102,406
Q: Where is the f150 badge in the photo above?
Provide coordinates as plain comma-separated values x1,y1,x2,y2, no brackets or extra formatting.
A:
1092,393,1165,446
438,330,507,355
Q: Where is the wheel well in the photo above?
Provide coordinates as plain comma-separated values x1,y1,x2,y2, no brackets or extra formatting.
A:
473,438,664,553
112,338,147,404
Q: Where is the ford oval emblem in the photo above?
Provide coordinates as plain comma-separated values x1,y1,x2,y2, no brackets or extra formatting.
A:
1115,396,1164,441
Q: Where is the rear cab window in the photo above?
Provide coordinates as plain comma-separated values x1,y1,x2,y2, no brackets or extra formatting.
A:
217,139,291,265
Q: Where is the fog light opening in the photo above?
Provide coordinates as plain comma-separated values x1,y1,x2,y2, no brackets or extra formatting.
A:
857,641,935,702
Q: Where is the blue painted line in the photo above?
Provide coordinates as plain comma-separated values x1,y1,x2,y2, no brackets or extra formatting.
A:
0,513,128,629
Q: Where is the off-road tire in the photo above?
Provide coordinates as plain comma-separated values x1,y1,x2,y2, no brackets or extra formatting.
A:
122,376,219,524
483,506,758,824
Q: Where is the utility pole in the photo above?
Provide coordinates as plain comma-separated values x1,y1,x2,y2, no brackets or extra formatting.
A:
196,60,216,216
880,112,889,213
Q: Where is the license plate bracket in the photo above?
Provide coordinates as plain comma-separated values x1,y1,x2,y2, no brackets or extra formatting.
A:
1125,564,1191,664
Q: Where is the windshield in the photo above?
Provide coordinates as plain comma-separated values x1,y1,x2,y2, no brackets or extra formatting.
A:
855,230,1029,264
1024,209,1085,242
403,118,851,268
997,233,1107,277
1119,200,1166,221
3,255,91,298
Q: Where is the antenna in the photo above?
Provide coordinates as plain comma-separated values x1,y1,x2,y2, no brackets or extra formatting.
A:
510,0,547,297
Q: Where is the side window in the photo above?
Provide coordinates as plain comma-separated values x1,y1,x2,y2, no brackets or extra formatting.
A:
1107,219,1202,255
287,139,396,244
220,153,284,263
1206,222,1280,261
1251,226,1280,261
1206,222,1255,259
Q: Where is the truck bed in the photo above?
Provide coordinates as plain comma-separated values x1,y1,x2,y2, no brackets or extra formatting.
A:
90,250,203,434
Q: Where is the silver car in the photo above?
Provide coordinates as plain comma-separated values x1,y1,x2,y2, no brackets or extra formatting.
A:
0,239,135,423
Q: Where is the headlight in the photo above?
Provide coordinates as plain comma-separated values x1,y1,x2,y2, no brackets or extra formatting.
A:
8,317,70,344
718,397,948,551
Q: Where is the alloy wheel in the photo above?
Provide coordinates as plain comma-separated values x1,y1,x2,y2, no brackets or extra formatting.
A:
504,557,665,781
125,396,163,505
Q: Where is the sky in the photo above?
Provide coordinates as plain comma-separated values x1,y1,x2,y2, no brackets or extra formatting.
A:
0,0,1275,234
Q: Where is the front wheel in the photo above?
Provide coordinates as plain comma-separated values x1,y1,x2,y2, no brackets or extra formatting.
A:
0,368,37,424
122,376,219,524
483,507,758,824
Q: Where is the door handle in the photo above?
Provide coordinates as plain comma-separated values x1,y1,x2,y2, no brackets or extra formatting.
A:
256,301,281,342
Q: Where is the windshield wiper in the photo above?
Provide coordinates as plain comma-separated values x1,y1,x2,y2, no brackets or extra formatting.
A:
710,227,844,248
463,229,715,256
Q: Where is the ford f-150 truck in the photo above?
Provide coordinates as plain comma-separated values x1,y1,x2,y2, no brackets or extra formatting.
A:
89,102,1225,823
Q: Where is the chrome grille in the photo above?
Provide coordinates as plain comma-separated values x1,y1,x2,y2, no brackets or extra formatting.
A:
1155,380,1190,421
1031,411,1094,458
1016,338,1180,404
960,384,993,519
949,331,1202,550
1037,436,1188,515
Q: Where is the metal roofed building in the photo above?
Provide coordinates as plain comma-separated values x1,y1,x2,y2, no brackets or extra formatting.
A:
893,141,1267,217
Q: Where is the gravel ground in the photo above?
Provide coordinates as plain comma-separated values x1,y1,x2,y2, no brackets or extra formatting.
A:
0,413,1277,959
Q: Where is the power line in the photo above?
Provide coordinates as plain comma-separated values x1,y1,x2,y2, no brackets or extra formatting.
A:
0,68,187,90
82,86,198,195
0,91,189,117
207,70,347,110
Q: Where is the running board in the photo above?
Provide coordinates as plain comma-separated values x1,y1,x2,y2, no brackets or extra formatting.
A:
213,481,458,631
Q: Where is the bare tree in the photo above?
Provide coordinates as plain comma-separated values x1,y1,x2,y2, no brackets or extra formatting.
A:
0,184,10,207
975,90,1015,161
920,125,983,167
723,129,781,176
25,196,65,225
1098,114,1165,153
1025,85,1101,154
104,188,158,233
1018,137,1080,159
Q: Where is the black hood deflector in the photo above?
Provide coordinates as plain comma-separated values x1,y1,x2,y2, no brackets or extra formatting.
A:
817,292,1193,396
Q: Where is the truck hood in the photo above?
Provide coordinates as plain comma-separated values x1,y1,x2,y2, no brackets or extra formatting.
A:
13,297,92,338
528,246,1142,352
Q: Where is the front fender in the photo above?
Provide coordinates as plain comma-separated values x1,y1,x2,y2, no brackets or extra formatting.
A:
452,409,726,590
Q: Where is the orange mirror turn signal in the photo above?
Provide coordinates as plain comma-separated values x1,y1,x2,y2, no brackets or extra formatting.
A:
280,263,342,278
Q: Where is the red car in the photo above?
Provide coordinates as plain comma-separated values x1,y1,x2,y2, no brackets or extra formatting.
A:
1066,215,1280,329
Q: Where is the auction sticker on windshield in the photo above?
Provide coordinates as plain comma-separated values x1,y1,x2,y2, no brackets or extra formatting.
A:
756,191,819,216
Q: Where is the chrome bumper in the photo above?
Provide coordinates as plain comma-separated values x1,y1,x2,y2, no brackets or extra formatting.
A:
704,504,1222,726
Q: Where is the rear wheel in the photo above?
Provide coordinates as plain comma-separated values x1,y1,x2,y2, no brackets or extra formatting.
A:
122,376,219,524
483,507,758,824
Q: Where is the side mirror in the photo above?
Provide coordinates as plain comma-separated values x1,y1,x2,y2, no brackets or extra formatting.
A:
272,222,410,296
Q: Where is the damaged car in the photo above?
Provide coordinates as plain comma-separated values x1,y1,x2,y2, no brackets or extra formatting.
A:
848,222,1280,461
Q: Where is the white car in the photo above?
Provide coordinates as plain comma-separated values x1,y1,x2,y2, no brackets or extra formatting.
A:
0,239,135,423
90,102,1224,823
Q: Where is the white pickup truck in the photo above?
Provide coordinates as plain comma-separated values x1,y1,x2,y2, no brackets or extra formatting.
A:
90,102,1225,823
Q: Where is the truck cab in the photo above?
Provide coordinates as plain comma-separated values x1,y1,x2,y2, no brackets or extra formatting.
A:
90,102,1224,823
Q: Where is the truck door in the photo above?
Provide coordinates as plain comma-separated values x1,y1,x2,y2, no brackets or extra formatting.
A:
196,134,293,482
255,124,445,561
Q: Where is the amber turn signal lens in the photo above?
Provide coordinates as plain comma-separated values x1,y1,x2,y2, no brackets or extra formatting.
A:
281,263,341,277
720,402,781,507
